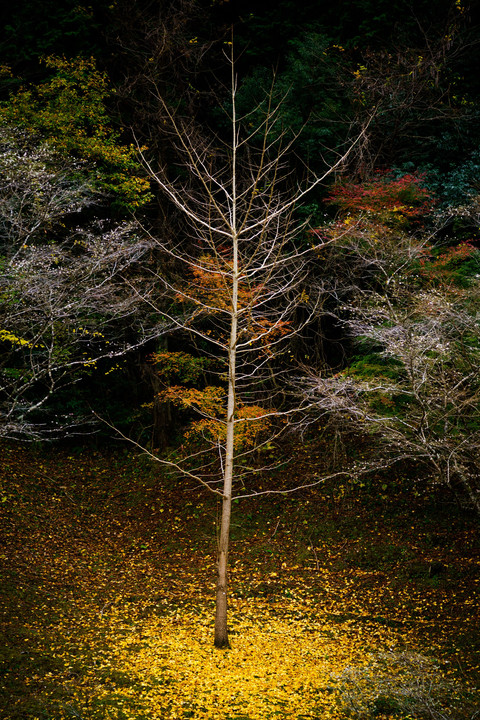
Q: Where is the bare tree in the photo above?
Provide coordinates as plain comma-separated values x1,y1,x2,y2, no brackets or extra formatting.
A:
131,51,369,647
0,127,159,438
298,208,480,514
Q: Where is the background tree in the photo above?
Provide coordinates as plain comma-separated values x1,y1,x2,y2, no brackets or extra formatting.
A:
0,55,152,213
346,8,480,179
0,0,113,78
298,173,480,513
0,126,159,439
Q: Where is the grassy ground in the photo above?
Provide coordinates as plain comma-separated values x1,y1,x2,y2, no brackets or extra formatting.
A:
0,441,479,719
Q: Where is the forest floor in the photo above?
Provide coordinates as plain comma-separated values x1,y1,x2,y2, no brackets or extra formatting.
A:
0,440,479,719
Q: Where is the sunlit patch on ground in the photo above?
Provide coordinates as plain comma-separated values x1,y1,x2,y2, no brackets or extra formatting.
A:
1,444,478,719
30,603,459,720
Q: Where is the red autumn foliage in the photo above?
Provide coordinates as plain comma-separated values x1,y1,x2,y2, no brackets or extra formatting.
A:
418,241,477,284
325,171,435,225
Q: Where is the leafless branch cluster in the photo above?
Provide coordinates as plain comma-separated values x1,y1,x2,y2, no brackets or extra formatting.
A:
296,220,480,513
0,127,160,439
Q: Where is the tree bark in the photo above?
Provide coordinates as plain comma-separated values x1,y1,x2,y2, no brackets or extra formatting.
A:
214,492,232,648
214,223,238,647
214,307,237,647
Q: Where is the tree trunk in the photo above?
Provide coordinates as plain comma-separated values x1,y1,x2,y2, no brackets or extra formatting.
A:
214,307,236,647
214,491,232,647
214,239,238,645
214,77,239,647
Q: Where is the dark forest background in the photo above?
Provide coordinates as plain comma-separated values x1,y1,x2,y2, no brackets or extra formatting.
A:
2,0,480,508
